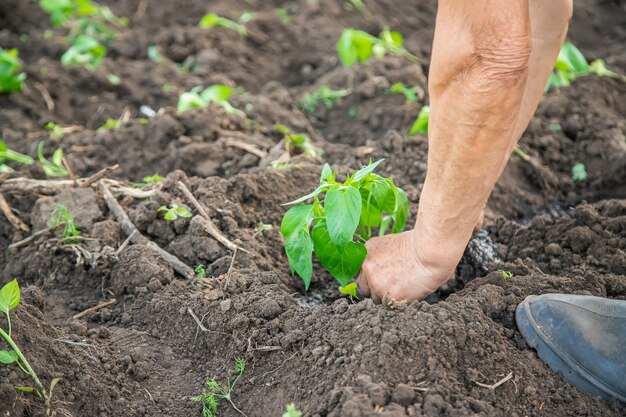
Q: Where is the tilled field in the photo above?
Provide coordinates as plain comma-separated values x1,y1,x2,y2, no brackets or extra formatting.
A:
0,0,625,416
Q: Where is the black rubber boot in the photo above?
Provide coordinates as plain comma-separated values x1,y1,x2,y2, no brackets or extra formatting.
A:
516,294,626,402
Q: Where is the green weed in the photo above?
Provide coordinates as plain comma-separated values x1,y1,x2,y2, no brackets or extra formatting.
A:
498,270,513,279
254,222,272,238
572,162,587,182
37,142,69,177
337,28,417,67
194,265,207,279
177,85,245,117
386,82,419,103
281,160,408,289
0,280,61,416
199,13,247,36
408,105,429,136
50,205,81,242
0,48,26,93
130,174,164,188
0,140,33,173
158,204,192,221
276,125,320,158
299,86,350,113
275,8,291,25
191,357,246,417
283,403,303,417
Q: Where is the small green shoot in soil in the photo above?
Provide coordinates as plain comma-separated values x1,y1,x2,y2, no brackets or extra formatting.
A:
275,8,291,25
338,282,359,300
0,280,61,416
50,205,81,242
276,124,320,158
498,270,513,279
283,403,303,417
281,159,408,289
130,174,164,188
199,13,247,36
61,34,107,70
345,0,370,15
37,142,69,177
254,222,272,238
98,118,121,132
546,41,622,91
408,105,429,136
44,122,65,140
238,11,257,25
299,86,350,113
0,48,26,93
337,28,417,67
191,357,247,417
0,140,33,173
572,162,588,182
158,204,192,221
386,82,419,103
177,85,245,117
195,265,207,279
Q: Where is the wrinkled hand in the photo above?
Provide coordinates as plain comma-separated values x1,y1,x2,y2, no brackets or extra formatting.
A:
356,230,456,304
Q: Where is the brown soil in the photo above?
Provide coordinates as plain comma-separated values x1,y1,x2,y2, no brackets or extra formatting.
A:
1,1,625,416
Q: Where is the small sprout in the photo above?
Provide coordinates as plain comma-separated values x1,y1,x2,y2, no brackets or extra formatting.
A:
337,28,417,67
0,280,60,416
162,83,174,93
238,11,257,24
199,13,247,36
61,34,107,70
254,222,272,238
283,403,303,417
177,85,245,117
386,82,419,103
98,118,121,132
147,45,166,63
37,142,69,177
572,162,588,182
276,124,320,158
275,8,291,25
45,122,65,140
338,282,360,300
299,86,350,113
0,140,33,173
194,265,207,278
190,357,246,417
0,48,26,93
498,270,513,279
50,205,81,242
158,204,192,221
281,160,408,290
549,123,562,133
408,105,429,136
106,73,120,85
270,160,293,170
130,174,164,188
348,106,358,118
345,0,369,15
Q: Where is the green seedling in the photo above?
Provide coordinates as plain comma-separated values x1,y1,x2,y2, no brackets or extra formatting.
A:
281,160,408,289
275,8,291,25
199,13,247,36
238,11,257,24
549,123,562,133
408,105,429,136
337,28,418,67
61,34,106,70
345,0,370,15
299,86,350,113
147,45,166,63
130,174,164,188
191,357,246,417
338,282,359,300
546,41,622,91
0,140,33,173
270,160,293,170
254,222,272,238
276,124,320,158
37,142,68,177
0,48,26,93
158,204,192,221
498,270,513,279
195,265,207,279
0,280,61,416
177,85,245,117
283,403,303,417
50,205,81,242
572,162,587,182
387,82,419,103
44,122,65,140
98,118,121,132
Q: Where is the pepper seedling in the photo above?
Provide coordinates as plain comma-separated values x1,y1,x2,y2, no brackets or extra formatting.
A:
275,124,320,158
158,204,192,221
408,105,429,136
191,357,246,417
0,140,33,173
0,280,61,416
0,48,26,94
281,159,408,289
199,13,247,36
299,86,350,113
337,28,418,67
177,85,245,117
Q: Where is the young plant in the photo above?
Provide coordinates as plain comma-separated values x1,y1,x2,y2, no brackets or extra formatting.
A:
194,265,207,279
0,280,61,416
299,86,350,113
345,0,370,15
281,160,408,289
199,13,247,36
177,85,245,117
44,122,65,140
337,28,418,67
283,403,303,417
386,82,419,103
97,118,121,132
498,270,513,279
546,41,622,91
50,205,81,242
254,222,272,238
275,8,291,25
408,105,430,136
158,204,192,221
276,125,320,158
571,162,588,182
190,357,246,417
37,142,69,177
0,140,33,173
0,48,26,93
61,34,107,70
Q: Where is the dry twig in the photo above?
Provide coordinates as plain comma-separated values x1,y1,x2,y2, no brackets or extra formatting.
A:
8,223,64,250
224,138,268,159
475,372,514,390
73,299,117,320
0,192,30,231
1,165,119,194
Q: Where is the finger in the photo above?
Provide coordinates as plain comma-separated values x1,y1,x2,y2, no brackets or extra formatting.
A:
356,271,371,298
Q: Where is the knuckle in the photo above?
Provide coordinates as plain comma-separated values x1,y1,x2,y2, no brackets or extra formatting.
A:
472,36,532,81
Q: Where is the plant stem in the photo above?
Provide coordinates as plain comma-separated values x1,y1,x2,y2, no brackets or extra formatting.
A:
228,399,248,417
513,145,531,161
0,327,47,398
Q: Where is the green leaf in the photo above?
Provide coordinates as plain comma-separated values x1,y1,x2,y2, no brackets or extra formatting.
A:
311,220,366,286
174,206,192,218
338,282,359,300
285,229,314,288
572,162,588,182
559,42,589,74
320,163,333,183
163,210,176,221
0,279,20,315
325,186,362,246
280,205,314,238
0,349,18,364
408,105,430,136
379,215,392,236
0,140,33,165
200,85,234,104
282,183,332,205
15,386,37,394
352,159,384,183
391,188,408,233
